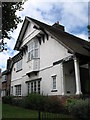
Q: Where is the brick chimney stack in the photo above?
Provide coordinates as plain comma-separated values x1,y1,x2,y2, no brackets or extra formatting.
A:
57,21,59,26
7,57,12,69
52,21,65,31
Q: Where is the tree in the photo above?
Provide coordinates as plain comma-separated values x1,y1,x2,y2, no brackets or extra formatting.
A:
2,2,23,39
88,25,90,39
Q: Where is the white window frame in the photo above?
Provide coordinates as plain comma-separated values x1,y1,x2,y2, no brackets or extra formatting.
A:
28,40,39,61
27,80,41,94
52,75,57,90
16,59,22,72
15,85,21,96
11,86,13,95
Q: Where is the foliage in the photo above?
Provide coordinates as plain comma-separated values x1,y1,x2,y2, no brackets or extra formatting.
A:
2,103,71,119
66,98,90,120
24,93,67,114
24,93,45,110
11,97,24,107
2,96,13,104
2,2,23,39
88,25,90,30
2,94,67,114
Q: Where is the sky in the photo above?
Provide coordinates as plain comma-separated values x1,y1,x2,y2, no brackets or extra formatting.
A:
0,0,90,72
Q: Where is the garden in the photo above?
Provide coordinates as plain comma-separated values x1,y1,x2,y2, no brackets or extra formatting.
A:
2,93,90,120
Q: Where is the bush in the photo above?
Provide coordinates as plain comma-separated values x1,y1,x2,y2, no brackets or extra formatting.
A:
12,98,24,107
24,93,46,110
24,93,67,114
2,96,13,104
44,96,68,114
2,94,68,114
66,98,90,120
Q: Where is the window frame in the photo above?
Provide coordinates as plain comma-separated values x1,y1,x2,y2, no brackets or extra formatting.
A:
16,59,22,72
28,40,39,61
51,75,57,92
15,85,21,96
27,80,41,94
11,86,13,95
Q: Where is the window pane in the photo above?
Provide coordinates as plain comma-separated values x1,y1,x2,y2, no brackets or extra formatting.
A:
34,49,38,58
15,85,21,96
52,76,56,90
31,50,33,60
16,60,22,71
28,52,30,61
38,81,40,94
34,81,36,93
31,82,33,93
34,41,38,48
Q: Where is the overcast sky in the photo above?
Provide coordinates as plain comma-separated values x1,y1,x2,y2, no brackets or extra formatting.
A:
0,0,90,72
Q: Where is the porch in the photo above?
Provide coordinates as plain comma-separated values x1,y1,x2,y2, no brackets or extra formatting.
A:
63,55,90,95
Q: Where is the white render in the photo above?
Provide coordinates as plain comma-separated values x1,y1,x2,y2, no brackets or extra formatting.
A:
11,20,82,96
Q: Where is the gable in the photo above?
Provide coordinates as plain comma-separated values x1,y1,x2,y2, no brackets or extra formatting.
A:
23,22,34,40
14,17,90,58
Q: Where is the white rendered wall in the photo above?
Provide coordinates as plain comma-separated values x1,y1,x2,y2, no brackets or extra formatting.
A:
11,21,73,96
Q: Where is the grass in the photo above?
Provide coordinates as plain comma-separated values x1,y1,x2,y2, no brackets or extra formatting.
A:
2,103,74,119
2,104,38,119
0,101,2,119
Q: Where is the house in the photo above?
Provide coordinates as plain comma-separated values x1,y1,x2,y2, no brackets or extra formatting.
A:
2,58,12,97
10,17,90,97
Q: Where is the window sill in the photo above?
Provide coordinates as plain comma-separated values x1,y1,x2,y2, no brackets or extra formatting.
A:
51,89,58,92
16,69,22,72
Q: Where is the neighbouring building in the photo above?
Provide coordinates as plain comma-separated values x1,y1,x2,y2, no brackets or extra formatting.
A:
2,58,12,96
10,17,90,97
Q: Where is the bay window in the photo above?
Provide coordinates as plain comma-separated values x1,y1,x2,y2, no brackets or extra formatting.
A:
28,40,39,61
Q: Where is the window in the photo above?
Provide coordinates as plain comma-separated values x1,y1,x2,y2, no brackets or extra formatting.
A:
28,40,39,61
27,80,41,94
52,76,56,90
31,82,33,93
27,83,30,94
11,86,13,95
16,59,22,71
2,75,7,82
15,85,21,96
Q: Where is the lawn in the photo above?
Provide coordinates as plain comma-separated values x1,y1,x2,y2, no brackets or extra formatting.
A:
2,103,74,119
2,104,38,119
0,101,2,120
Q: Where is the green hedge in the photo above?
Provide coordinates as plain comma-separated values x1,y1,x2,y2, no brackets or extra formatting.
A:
2,94,67,114
2,96,13,104
24,93,67,113
66,98,90,120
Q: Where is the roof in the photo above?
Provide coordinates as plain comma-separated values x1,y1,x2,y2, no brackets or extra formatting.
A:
14,16,90,58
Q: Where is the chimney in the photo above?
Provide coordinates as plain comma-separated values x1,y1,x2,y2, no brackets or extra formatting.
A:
7,57,12,69
52,21,65,31
57,21,59,26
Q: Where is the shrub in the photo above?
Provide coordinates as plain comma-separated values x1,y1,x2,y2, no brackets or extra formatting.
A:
44,96,68,114
24,93,46,110
66,98,90,120
12,98,24,107
2,96,13,104
24,93,67,114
